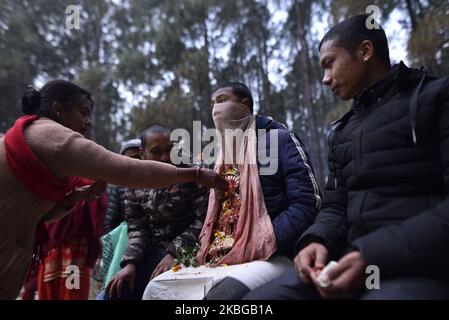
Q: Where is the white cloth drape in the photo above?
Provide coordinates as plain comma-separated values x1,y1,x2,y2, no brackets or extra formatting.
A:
142,255,292,300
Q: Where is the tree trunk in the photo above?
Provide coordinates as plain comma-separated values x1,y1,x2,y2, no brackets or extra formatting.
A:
404,0,417,32
294,0,325,189
201,17,213,129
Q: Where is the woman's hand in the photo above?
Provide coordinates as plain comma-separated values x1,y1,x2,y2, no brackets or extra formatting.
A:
197,168,229,191
63,180,107,207
105,263,137,299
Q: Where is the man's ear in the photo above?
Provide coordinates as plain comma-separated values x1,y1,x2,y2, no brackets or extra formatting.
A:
359,40,374,62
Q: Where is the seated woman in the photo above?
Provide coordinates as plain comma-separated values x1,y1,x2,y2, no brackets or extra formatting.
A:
142,82,320,300
37,190,107,300
0,80,227,300
103,125,210,300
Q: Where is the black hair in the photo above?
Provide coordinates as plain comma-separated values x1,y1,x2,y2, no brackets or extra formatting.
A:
213,81,254,112
319,14,391,68
20,80,93,117
140,124,171,147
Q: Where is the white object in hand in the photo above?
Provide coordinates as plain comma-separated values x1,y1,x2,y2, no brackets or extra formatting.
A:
316,261,338,288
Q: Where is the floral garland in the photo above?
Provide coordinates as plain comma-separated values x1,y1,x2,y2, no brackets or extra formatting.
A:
207,166,241,264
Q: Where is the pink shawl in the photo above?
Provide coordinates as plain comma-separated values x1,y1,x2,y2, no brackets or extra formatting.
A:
196,102,276,265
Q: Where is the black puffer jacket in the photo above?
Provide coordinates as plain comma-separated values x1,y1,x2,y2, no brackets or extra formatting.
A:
297,62,449,280
104,185,127,234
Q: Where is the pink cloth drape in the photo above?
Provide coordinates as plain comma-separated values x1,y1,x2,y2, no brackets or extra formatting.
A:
196,102,276,265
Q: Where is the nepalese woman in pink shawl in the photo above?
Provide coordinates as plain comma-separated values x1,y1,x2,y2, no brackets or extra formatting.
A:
0,80,228,300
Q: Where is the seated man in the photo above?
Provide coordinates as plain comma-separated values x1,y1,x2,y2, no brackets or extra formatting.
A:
103,125,210,300
99,139,142,291
104,138,141,234
244,14,449,300
143,82,320,300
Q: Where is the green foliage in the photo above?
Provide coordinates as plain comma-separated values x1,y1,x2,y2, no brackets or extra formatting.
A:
175,243,200,267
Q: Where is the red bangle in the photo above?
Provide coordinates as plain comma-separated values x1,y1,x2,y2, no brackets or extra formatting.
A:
195,167,200,183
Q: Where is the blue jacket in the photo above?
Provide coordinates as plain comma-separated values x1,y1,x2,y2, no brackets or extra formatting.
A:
256,115,321,258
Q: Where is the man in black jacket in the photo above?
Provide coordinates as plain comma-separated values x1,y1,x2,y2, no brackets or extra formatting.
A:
244,14,449,299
